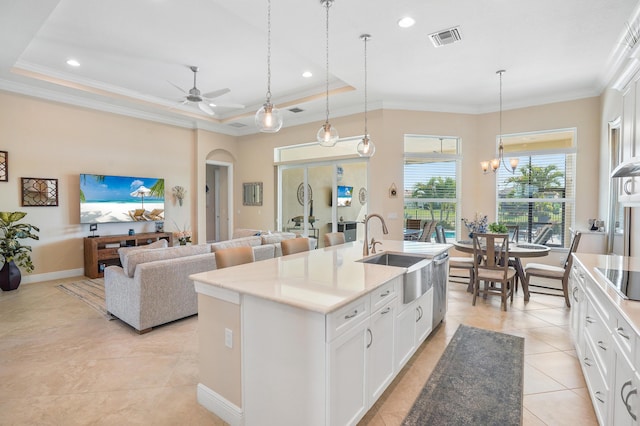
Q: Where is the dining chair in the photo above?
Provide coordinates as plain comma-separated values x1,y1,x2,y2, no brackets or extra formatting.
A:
405,219,422,240
417,220,437,242
215,246,255,269
506,225,520,291
281,237,311,256
435,225,475,292
324,232,346,247
524,231,582,307
471,233,516,311
532,224,554,245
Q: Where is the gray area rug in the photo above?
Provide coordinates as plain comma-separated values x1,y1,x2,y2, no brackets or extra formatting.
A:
403,324,524,425
57,278,112,319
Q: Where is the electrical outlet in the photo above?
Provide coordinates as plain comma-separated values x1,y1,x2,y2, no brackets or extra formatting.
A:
225,328,233,348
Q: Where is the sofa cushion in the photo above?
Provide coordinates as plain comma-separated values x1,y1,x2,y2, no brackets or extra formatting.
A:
118,239,168,274
260,232,296,245
232,229,263,239
211,236,262,252
123,244,210,277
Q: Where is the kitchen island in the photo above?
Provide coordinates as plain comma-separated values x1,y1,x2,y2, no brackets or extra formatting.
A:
190,240,450,426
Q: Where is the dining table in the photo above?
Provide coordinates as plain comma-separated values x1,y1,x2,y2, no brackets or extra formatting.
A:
452,240,550,301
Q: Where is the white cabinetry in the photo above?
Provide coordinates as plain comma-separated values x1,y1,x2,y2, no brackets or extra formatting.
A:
619,75,640,202
570,258,640,426
394,287,434,370
327,278,399,426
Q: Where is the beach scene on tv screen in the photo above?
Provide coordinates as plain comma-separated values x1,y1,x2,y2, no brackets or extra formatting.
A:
80,174,165,223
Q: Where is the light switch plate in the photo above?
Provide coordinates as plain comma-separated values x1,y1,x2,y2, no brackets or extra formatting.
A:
225,328,233,348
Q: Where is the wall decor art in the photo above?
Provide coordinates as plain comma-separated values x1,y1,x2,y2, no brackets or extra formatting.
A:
243,182,263,206
21,177,59,207
297,182,312,205
0,151,7,182
359,187,367,205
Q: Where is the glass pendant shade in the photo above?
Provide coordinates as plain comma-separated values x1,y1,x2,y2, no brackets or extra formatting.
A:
317,122,339,147
357,135,375,157
255,102,283,133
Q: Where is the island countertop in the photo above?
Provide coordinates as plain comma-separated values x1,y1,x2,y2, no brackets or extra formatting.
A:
190,240,450,314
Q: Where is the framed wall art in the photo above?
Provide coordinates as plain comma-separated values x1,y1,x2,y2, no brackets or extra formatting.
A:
21,177,59,207
0,151,7,182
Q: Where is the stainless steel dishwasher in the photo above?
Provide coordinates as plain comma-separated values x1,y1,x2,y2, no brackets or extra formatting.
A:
431,252,449,326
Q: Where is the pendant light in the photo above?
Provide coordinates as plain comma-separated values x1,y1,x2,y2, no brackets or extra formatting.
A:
357,34,375,158
255,0,283,133
317,0,338,147
481,70,518,174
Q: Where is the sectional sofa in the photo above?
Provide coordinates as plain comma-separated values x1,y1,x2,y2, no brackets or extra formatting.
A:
104,231,315,333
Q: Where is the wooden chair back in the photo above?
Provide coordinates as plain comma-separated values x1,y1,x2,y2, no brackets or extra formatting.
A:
472,233,510,278
405,219,422,230
506,225,519,243
324,232,346,247
215,246,254,269
281,237,310,256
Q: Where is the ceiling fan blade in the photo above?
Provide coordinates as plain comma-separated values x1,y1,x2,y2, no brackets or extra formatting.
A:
202,88,230,99
168,80,187,94
198,102,215,115
209,102,246,109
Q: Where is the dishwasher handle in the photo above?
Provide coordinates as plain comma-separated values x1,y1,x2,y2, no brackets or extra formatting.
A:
433,254,449,266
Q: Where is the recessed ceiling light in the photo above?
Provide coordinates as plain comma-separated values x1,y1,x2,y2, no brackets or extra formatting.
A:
302,71,313,78
66,59,80,67
397,17,415,28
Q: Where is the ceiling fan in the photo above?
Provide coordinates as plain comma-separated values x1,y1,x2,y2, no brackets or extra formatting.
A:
169,66,244,115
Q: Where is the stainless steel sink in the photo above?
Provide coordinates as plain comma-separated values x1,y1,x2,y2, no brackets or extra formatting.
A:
358,252,432,303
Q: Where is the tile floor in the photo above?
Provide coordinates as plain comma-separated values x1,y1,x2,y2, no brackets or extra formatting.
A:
0,277,597,425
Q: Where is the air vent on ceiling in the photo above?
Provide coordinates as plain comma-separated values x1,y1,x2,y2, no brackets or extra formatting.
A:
288,107,304,113
227,122,247,128
429,27,461,47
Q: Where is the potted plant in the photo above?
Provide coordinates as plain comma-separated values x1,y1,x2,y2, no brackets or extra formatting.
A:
488,222,508,233
0,211,40,291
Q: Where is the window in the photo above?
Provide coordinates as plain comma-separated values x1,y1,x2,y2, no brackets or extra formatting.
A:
496,129,576,248
404,135,461,240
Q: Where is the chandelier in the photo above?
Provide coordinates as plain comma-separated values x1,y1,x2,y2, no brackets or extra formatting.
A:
481,70,518,174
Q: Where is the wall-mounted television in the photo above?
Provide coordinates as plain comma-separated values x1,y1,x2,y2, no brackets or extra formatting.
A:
80,174,165,224
336,185,353,207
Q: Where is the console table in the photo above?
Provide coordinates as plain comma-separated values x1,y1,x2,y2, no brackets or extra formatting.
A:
83,232,173,278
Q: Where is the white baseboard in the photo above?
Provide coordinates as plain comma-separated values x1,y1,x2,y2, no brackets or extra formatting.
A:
197,383,243,426
21,268,85,285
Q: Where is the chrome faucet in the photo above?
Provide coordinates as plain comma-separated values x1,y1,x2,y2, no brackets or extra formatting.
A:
363,213,389,256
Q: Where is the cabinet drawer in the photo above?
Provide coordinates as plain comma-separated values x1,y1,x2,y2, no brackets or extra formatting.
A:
612,310,637,366
370,278,400,312
585,277,612,325
583,338,610,425
326,297,370,342
584,300,612,376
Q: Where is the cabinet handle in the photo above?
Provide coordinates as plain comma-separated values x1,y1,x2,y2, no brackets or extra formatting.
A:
416,306,423,322
380,306,391,315
344,310,358,320
583,357,593,367
572,287,579,301
379,290,391,298
624,179,634,195
585,316,595,324
366,328,373,349
617,327,631,340
621,380,638,420
597,341,607,351
595,391,605,403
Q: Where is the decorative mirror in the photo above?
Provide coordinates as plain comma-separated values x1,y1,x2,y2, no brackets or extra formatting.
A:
243,182,263,206
21,177,58,206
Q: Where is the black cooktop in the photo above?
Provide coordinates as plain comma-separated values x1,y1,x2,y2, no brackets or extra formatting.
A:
595,268,640,301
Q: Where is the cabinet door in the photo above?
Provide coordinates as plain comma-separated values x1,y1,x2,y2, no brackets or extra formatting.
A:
395,301,417,370
569,266,586,355
415,288,434,344
623,83,635,163
613,350,639,426
368,301,396,402
328,318,368,426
